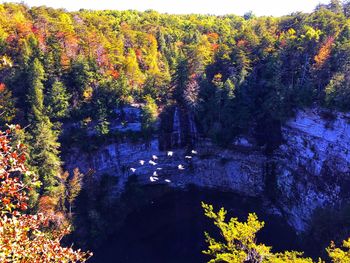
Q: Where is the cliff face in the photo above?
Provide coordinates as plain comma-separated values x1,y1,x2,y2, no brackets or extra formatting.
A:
64,107,350,233
65,139,266,197
274,108,350,232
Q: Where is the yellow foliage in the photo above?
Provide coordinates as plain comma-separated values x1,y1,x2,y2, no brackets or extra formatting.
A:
202,203,350,263
327,239,350,263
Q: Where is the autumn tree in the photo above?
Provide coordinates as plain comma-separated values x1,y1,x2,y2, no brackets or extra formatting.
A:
0,126,92,262
183,76,200,109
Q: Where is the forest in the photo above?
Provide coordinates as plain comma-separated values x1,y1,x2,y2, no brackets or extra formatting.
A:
2,0,350,262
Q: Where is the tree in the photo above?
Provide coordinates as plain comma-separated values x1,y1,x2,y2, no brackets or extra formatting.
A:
47,80,71,120
325,71,350,110
125,48,144,94
202,203,350,263
31,119,61,196
0,83,16,125
27,58,45,122
67,57,97,108
344,1,350,18
327,239,350,262
329,0,343,13
0,126,92,262
184,77,200,109
65,168,83,217
141,95,158,138
27,59,62,196
173,58,189,103
94,99,110,136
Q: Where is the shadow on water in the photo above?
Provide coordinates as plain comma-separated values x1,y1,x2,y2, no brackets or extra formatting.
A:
89,184,301,263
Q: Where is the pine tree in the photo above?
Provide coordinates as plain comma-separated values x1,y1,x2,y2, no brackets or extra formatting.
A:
0,83,16,126
31,119,61,195
27,58,61,196
47,80,70,120
28,58,45,122
173,58,189,103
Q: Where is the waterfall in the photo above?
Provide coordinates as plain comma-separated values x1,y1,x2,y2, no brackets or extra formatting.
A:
172,107,182,147
169,107,198,148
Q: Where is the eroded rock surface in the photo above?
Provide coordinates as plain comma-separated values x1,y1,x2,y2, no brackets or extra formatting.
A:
64,107,350,233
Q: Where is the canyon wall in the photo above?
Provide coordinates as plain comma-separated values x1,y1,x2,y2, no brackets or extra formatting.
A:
64,107,350,232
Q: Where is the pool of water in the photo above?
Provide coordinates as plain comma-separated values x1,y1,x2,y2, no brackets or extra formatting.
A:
89,185,301,263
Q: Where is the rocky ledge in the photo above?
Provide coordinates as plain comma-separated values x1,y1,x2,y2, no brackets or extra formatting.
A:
64,107,350,233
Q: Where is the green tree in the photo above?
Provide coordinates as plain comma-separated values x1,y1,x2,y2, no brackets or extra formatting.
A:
173,58,189,103
203,203,350,263
31,119,61,196
28,58,45,122
141,95,158,138
27,59,62,196
0,83,16,125
47,80,71,119
202,202,313,263
94,102,110,136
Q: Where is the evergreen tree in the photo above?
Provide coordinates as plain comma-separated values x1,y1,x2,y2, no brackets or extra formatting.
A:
30,116,61,196
0,83,16,126
28,58,45,122
47,80,71,120
94,102,110,136
27,58,61,196
173,58,189,103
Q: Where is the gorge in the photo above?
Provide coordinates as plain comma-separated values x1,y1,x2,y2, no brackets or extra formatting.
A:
64,105,350,261
1,2,350,261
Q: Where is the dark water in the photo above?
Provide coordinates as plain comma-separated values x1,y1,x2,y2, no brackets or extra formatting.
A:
89,185,300,263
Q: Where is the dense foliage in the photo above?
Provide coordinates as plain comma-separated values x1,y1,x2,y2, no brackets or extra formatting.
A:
202,203,350,263
0,126,91,262
1,1,350,260
0,1,349,148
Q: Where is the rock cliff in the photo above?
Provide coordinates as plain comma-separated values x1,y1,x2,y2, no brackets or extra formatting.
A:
63,107,350,233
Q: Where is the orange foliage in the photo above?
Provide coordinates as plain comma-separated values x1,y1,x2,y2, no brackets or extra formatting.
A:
135,48,143,59
65,35,79,58
60,53,71,69
212,43,219,52
108,68,120,79
6,34,16,44
176,41,184,48
237,39,247,48
55,31,65,39
15,21,32,37
314,36,334,69
207,32,219,43
38,195,57,215
0,83,6,92
279,39,287,48
0,126,92,262
32,26,47,51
